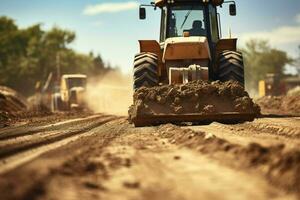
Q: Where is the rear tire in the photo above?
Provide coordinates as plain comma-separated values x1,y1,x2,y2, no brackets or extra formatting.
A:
218,50,245,87
133,52,159,90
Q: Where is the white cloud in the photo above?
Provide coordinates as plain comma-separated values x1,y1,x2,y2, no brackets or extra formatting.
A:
83,1,139,15
92,21,103,27
240,13,300,46
240,25,300,46
296,13,300,24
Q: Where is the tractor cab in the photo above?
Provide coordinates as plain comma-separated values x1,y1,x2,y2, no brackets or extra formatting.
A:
160,2,217,44
140,0,236,45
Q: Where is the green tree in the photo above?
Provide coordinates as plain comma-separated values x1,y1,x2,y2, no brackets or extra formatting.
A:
92,54,105,75
0,16,111,96
242,39,292,92
0,17,30,87
294,45,300,74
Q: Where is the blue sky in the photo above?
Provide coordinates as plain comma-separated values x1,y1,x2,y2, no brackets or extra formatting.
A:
1,0,300,73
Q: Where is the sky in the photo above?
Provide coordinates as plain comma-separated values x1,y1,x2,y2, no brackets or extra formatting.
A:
0,0,300,74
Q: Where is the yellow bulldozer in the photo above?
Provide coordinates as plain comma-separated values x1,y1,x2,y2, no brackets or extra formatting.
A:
52,74,87,111
130,0,258,126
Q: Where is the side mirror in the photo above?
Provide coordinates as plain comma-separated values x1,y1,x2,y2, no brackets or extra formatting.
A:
139,7,146,20
229,4,236,16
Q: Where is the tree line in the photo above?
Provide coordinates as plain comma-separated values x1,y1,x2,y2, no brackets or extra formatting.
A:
0,16,113,96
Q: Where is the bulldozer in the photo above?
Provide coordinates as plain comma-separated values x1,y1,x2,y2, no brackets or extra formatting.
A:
130,0,259,126
52,74,87,111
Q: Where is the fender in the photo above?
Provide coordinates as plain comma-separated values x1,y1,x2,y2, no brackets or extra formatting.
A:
215,38,237,56
214,38,238,72
139,40,164,76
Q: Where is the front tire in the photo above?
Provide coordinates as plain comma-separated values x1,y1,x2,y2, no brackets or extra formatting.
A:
51,94,65,112
218,50,245,87
133,52,159,90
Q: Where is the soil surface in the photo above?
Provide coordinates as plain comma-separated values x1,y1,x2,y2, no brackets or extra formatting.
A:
0,114,299,200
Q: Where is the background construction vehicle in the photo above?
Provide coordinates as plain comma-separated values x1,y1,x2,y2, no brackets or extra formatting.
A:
259,73,300,97
130,0,257,126
52,74,87,111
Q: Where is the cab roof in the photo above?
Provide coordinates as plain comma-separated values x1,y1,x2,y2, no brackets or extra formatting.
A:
62,74,87,79
154,0,224,7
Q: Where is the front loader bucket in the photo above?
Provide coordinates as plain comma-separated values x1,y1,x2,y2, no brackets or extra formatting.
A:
130,112,257,127
128,81,261,127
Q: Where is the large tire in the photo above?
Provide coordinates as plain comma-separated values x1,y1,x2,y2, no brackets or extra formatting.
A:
133,52,159,90
218,50,245,87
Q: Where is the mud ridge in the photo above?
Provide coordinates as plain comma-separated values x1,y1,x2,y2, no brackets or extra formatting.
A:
257,93,300,115
158,124,300,194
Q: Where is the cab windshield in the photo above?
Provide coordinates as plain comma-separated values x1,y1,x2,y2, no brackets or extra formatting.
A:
67,78,87,88
167,4,206,38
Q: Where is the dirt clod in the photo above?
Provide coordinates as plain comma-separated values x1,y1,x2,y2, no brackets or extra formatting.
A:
204,133,216,140
174,155,181,160
84,181,100,190
123,181,140,189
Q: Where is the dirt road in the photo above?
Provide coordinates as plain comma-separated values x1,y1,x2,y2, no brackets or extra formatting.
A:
0,114,299,200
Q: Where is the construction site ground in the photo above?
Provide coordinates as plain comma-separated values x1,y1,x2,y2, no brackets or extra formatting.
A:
0,112,300,200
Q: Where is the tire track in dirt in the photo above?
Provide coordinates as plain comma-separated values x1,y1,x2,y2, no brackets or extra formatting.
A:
0,115,120,174
0,114,106,140
0,116,116,158
240,117,300,139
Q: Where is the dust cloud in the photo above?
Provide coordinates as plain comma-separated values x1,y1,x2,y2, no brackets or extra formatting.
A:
85,71,133,116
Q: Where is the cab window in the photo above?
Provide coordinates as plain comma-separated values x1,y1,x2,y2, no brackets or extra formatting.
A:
167,4,206,38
